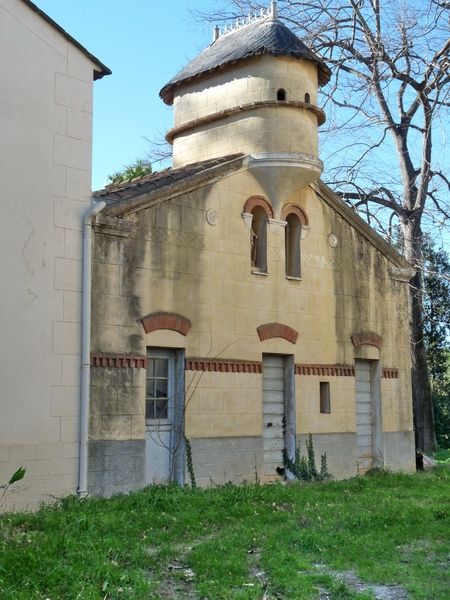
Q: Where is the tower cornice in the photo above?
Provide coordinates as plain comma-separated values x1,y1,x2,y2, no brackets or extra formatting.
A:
166,99,326,144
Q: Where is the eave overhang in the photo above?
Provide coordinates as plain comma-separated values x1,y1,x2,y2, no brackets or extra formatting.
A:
21,0,111,80
94,154,246,218
312,180,414,273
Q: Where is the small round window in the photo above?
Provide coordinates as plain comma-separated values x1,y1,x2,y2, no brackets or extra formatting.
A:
277,88,286,101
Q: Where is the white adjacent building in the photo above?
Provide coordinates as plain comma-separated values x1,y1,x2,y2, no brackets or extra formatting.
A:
0,0,109,510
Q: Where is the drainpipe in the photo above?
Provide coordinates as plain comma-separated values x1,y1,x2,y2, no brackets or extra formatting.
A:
78,198,106,497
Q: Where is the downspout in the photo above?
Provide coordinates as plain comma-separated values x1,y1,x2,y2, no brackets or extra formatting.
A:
78,198,106,497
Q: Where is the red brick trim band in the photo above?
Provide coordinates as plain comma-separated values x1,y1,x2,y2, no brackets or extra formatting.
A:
141,312,191,336
351,331,383,349
186,359,262,373
296,365,398,378
243,196,274,219
280,204,309,226
185,359,398,378
382,368,399,379
91,354,147,368
257,323,299,344
166,100,326,143
296,364,354,376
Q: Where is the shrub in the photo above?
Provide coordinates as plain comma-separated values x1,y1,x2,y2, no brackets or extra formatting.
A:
0,466,26,508
283,434,331,482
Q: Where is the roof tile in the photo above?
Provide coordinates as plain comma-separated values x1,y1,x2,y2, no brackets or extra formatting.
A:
160,17,330,104
94,154,244,204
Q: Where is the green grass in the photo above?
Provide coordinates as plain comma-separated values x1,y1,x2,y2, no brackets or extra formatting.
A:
1,469,449,599
434,448,450,464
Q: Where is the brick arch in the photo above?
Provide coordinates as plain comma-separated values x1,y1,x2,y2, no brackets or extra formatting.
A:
141,312,192,336
257,323,299,344
351,331,382,350
243,196,274,218
280,204,309,226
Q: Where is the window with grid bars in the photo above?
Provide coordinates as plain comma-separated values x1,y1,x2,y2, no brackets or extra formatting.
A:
146,355,170,420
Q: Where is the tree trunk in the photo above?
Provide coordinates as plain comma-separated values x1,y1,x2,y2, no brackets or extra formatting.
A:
402,218,437,453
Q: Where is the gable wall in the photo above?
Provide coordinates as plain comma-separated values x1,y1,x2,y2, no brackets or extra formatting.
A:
0,0,98,510
91,168,415,489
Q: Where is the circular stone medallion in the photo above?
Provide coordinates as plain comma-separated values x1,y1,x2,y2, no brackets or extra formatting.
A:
328,233,339,248
206,209,218,226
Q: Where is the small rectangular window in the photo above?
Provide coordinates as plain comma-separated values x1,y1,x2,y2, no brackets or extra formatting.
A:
320,382,330,414
146,354,171,420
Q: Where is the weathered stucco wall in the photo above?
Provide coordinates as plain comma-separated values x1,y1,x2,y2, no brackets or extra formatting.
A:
172,55,321,167
90,166,415,488
0,0,99,510
174,55,319,126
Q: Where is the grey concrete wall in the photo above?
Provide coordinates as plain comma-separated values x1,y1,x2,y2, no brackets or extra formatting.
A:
295,431,415,480
297,433,357,480
383,431,416,473
189,437,264,486
87,430,415,497
88,440,145,497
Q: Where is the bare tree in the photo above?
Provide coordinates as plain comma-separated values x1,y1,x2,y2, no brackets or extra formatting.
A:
143,134,173,167
196,0,450,452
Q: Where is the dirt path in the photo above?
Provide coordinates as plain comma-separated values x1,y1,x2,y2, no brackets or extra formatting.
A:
315,564,409,600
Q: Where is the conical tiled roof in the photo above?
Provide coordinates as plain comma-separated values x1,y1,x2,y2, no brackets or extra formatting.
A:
160,17,330,104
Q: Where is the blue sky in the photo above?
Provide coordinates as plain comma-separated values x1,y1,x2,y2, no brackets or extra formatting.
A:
31,1,450,250
35,0,218,190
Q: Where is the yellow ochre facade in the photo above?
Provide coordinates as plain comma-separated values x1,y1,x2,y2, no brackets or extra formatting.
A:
89,7,415,494
171,55,321,167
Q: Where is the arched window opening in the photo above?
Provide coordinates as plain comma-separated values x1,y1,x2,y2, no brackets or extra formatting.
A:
304,93,311,104
277,88,286,101
251,206,268,273
285,213,302,278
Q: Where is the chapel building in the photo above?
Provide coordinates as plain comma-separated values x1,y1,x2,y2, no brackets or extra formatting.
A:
89,1,416,494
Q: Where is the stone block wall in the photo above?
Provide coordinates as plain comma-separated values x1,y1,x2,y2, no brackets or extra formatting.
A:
383,431,416,473
189,437,263,487
90,154,415,494
88,440,145,497
297,432,357,480
0,0,104,510
173,55,318,126
185,371,262,439
172,55,320,166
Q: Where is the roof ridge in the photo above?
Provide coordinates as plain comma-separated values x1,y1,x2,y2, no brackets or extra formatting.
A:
94,154,245,200
102,167,171,192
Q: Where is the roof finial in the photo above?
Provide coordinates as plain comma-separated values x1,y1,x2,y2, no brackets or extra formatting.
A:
213,3,276,40
270,0,278,19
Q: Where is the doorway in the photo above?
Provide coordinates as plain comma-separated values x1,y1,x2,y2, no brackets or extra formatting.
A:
262,354,296,480
145,348,185,484
355,359,383,474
